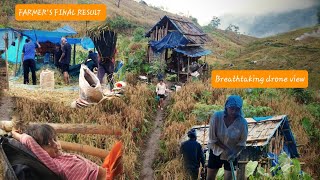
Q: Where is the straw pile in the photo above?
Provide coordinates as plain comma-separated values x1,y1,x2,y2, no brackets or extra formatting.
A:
7,82,156,179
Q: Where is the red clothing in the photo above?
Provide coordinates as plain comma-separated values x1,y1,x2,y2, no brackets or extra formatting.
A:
21,134,99,180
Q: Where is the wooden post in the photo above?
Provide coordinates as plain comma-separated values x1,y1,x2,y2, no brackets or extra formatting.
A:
165,22,168,36
187,57,190,81
237,162,247,180
177,53,180,82
14,35,21,76
165,49,168,62
4,32,9,90
73,44,76,65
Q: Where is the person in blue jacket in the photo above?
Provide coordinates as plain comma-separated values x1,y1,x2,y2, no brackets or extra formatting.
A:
22,38,41,85
181,129,205,180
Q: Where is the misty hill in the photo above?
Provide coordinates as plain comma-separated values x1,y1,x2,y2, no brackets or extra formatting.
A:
220,6,319,38
228,25,320,89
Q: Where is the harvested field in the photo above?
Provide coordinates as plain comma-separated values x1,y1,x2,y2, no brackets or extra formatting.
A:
1,82,156,179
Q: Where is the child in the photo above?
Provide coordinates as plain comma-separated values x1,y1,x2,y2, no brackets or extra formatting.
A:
12,124,123,180
156,79,168,110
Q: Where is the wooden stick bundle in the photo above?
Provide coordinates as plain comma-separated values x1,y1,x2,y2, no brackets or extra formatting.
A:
59,141,108,159
0,121,122,136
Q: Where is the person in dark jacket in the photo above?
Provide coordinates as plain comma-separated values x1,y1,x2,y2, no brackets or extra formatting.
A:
181,129,205,180
87,50,98,70
54,43,62,69
58,37,72,85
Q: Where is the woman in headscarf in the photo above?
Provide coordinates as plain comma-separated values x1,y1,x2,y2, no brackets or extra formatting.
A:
206,95,248,180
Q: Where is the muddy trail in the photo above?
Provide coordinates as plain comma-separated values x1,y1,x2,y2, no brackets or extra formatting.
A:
140,92,171,179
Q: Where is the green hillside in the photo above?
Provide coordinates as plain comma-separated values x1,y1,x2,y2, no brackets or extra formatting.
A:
226,25,320,90
204,28,257,64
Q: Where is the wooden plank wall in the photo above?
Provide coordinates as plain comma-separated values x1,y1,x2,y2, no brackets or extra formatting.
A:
148,21,169,62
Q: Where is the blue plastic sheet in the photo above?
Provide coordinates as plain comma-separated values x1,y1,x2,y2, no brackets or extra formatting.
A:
81,37,95,50
1,36,27,63
174,46,211,57
149,31,188,53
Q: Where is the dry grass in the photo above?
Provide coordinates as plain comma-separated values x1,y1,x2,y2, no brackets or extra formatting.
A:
230,25,320,90
5,82,156,179
155,80,318,179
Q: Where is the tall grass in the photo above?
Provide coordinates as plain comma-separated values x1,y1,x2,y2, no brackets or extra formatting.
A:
155,80,318,179
8,83,156,179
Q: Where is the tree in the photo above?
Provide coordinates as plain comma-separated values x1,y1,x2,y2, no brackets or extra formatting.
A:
210,16,221,28
189,16,199,26
226,24,240,34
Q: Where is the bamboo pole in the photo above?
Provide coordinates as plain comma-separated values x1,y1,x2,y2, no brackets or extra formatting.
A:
4,32,9,90
0,121,122,136
59,141,108,159
32,123,122,136
165,21,168,36
187,57,190,81
14,35,21,76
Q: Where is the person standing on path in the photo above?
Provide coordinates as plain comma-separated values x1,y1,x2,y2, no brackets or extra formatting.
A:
156,79,168,110
59,37,72,85
22,38,41,85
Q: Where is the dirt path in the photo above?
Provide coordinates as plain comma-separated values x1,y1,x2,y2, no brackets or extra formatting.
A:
0,92,14,121
140,91,171,179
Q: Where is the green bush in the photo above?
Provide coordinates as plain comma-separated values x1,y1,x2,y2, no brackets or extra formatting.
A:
247,153,312,180
306,103,320,120
133,27,146,42
106,16,137,32
289,88,314,104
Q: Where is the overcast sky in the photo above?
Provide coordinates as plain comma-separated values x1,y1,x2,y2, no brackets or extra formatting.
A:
140,0,320,25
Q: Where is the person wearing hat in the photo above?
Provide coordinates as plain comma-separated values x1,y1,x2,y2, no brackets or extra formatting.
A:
180,128,205,180
206,95,248,180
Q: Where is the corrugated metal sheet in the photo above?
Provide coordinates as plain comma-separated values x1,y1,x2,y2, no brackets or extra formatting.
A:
183,115,288,147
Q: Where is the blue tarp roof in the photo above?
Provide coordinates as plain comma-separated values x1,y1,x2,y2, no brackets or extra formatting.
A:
149,31,188,54
53,25,77,34
1,26,95,64
20,29,81,44
174,46,212,57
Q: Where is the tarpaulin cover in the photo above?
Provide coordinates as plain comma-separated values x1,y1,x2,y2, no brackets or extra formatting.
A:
20,30,81,44
0,28,16,50
81,37,95,50
281,116,299,158
1,36,27,63
149,31,188,53
53,25,77,34
174,46,211,57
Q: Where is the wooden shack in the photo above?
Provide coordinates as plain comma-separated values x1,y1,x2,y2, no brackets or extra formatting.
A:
145,15,211,81
183,115,299,179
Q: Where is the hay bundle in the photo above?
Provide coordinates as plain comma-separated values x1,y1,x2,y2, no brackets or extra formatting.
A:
40,69,54,89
